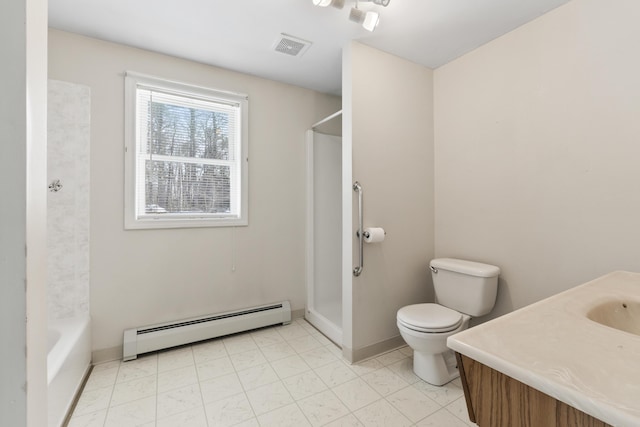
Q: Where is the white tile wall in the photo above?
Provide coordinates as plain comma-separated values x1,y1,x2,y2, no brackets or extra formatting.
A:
47,79,91,320
69,320,476,426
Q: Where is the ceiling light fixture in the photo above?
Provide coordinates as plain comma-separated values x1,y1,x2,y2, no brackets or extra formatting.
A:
312,0,345,9
312,0,389,32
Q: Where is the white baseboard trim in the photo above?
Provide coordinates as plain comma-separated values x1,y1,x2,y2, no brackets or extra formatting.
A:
342,335,407,363
92,346,122,365
291,308,305,320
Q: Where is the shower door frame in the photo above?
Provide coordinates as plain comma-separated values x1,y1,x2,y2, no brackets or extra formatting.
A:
305,129,343,346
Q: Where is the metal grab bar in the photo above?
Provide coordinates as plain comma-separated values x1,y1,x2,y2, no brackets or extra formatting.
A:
353,181,364,277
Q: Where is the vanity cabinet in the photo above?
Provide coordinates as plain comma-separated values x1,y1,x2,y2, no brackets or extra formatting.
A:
455,353,612,427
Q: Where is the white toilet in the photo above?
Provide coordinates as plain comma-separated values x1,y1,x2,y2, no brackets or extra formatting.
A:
397,258,500,386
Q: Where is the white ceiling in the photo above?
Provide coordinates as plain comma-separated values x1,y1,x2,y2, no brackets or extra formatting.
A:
48,0,570,95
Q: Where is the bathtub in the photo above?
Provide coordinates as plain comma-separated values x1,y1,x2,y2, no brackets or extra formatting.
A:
47,315,91,427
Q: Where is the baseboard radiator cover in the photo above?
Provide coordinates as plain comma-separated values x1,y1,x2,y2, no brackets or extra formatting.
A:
123,301,292,361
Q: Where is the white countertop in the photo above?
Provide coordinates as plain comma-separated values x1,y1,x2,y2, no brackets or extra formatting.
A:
447,271,640,427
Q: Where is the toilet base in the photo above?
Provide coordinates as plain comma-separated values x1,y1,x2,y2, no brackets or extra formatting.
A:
413,349,460,386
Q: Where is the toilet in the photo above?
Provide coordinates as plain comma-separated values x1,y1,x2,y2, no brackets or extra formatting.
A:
397,258,500,386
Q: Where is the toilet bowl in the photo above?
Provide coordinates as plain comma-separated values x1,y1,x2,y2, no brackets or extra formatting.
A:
397,303,470,385
397,258,500,386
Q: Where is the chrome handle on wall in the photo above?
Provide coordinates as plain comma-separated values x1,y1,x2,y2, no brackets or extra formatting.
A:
48,179,63,192
353,181,364,277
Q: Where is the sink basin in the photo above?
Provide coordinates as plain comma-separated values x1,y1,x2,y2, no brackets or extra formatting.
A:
587,300,640,336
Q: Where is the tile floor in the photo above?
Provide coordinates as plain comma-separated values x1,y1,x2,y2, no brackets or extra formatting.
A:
68,319,475,427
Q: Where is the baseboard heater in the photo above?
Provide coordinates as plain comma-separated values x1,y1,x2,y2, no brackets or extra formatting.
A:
123,301,291,361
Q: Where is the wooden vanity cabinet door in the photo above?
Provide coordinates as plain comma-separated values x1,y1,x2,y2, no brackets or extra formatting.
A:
455,353,611,427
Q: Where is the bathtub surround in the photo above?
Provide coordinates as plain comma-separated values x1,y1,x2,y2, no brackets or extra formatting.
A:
434,0,640,322
342,42,435,361
48,29,341,361
47,79,91,321
46,79,92,426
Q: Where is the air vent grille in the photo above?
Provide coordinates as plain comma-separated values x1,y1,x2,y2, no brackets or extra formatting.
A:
273,34,312,57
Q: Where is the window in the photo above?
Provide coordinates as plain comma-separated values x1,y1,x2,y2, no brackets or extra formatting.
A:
124,72,248,229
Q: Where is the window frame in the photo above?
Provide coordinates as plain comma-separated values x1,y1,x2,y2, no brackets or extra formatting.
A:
124,71,249,230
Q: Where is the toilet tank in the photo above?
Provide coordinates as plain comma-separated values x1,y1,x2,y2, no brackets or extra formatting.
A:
430,258,500,317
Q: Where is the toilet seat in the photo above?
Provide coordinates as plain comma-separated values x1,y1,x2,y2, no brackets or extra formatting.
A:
397,303,463,333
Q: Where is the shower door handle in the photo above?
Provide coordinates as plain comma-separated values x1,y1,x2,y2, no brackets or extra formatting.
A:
353,181,364,277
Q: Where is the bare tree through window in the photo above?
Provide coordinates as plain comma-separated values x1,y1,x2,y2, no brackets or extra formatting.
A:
144,100,232,215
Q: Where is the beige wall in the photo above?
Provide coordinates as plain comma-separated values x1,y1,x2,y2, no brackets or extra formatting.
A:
343,42,434,359
26,0,49,423
434,0,640,321
48,29,341,357
1,0,48,424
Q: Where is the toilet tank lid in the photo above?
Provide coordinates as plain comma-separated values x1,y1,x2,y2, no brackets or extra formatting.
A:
430,258,500,278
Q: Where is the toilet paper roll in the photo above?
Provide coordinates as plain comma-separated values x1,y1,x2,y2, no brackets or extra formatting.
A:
364,227,385,243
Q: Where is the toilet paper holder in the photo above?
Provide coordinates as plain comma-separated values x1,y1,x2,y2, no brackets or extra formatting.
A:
360,227,386,243
355,229,370,239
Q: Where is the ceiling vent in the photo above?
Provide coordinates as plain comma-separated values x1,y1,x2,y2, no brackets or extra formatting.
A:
273,33,312,57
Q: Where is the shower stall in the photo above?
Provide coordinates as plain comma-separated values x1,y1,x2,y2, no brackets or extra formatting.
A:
305,111,342,345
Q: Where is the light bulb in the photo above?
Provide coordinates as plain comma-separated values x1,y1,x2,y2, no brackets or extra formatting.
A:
362,10,379,31
349,8,380,32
